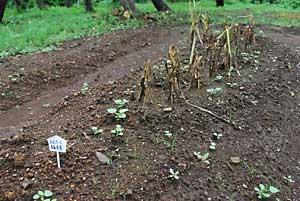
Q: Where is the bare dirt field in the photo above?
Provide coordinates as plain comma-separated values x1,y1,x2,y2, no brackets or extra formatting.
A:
0,24,300,201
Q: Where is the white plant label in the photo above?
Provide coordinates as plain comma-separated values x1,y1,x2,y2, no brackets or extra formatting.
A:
47,135,67,168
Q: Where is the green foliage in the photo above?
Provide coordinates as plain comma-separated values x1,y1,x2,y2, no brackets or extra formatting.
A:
80,82,89,94
107,99,129,120
1,0,299,58
255,184,280,199
164,130,172,138
207,87,223,95
33,190,56,201
91,126,103,135
114,99,128,108
0,4,144,58
111,124,124,136
107,108,129,120
213,132,223,140
8,73,20,82
194,151,210,164
209,142,217,150
280,0,300,9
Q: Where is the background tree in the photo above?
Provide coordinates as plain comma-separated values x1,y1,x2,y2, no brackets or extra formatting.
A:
151,0,172,12
0,0,6,23
120,0,140,15
216,0,224,6
36,0,47,9
84,0,94,12
65,0,72,7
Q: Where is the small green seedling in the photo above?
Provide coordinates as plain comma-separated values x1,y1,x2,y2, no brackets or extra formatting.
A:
114,99,129,108
194,151,210,164
226,82,238,88
283,175,294,183
215,75,223,81
207,87,222,95
107,99,129,120
81,82,89,94
107,108,129,120
111,125,124,136
209,142,217,150
213,132,223,140
33,190,56,201
43,103,50,108
91,126,103,135
255,184,279,199
163,136,177,152
169,168,179,180
8,73,20,82
164,130,172,138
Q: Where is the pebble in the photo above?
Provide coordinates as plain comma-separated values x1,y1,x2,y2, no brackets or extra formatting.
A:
21,179,32,189
95,152,110,164
230,157,241,164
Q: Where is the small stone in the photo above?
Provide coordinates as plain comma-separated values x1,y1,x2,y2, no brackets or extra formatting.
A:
163,107,173,112
127,189,133,195
14,153,26,167
4,191,16,200
230,157,241,164
27,172,34,178
95,152,110,164
21,179,32,189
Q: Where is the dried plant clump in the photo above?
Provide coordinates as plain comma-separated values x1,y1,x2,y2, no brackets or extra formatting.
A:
188,12,256,85
138,12,256,104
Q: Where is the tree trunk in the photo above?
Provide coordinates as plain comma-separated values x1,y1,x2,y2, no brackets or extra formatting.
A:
36,0,47,9
84,0,94,12
151,0,172,12
216,0,224,7
65,0,72,7
120,0,140,15
0,0,7,23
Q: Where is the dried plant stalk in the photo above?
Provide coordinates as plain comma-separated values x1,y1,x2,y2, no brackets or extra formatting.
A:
168,45,180,103
189,0,203,65
190,55,204,88
139,59,152,103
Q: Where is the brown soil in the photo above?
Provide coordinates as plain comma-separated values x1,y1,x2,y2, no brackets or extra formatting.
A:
0,25,300,201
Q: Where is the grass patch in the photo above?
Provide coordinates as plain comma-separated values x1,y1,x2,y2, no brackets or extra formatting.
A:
0,0,299,57
0,4,144,57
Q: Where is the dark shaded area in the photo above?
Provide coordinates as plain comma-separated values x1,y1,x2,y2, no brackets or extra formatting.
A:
36,0,47,10
65,0,72,7
0,0,6,23
84,0,94,12
216,0,224,7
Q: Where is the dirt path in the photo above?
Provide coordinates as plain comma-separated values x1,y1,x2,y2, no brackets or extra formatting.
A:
262,25,300,55
0,26,187,137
